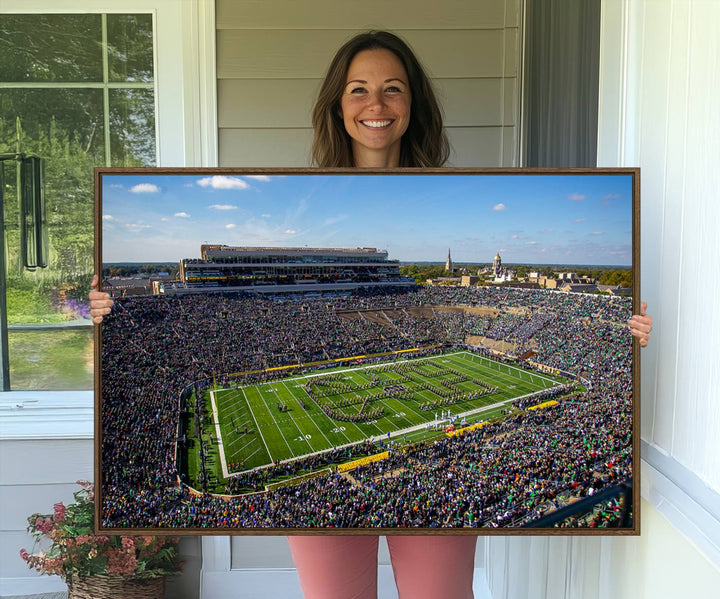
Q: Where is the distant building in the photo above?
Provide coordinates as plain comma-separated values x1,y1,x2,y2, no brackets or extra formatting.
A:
493,270,516,283
179,244,404,288
538,277,559,289
560,283,598,293
496,281,540,290
104,278,153,298
493,252,502,277
461,276,480,286
597,284,632,296
445,248,453,273
426,277,462,286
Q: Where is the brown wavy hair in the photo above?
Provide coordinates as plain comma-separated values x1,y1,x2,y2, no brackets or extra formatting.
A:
311,31,449,167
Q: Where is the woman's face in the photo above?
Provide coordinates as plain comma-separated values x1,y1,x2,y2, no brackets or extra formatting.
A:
340,48,411,167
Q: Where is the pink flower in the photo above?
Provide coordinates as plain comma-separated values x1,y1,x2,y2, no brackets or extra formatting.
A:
121,537,135,550
75,535,92,546
53,502,66,522
34,518,54,535
19,548,29,562
107,547,137,576
42,557,64,576
136,535,155,548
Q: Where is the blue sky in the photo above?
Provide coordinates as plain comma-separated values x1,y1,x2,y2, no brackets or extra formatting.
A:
101,172,633,266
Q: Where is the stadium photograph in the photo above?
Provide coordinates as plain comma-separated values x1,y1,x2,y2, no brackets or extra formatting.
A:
96,168,638,533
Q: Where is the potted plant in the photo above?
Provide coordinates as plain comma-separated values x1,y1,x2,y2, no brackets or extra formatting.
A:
20,480,182,599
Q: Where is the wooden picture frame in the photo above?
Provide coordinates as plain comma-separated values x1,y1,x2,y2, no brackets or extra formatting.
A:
95,167,640,535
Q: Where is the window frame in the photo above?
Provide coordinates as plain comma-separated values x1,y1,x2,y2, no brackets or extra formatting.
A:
0,0,216,404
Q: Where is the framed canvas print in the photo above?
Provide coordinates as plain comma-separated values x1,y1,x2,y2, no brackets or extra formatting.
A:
95,167,640,534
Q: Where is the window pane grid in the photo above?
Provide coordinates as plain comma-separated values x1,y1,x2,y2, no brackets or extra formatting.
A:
0,82,154,89
0,12,156,390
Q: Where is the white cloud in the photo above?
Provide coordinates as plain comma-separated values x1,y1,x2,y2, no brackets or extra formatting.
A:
209,204,238,211
197,175,249,190
130,183,160,194
160,217,169,222
568,193,585,201
174,212,191,218
591,231,605,235
493,203,506,211
102,214,115,221
284,229,298,235
225,224,237,229
124,223,151,232
537,228,552,234
525,241,538,245
245,175,271,182
603,193,620,199
574,217,587,223
261,214,271,218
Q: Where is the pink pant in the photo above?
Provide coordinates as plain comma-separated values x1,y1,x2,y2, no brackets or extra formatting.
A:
287,535,477,599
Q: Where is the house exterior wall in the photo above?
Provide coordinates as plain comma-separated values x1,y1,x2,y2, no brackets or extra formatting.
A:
215,0,522,167
484,1,720,597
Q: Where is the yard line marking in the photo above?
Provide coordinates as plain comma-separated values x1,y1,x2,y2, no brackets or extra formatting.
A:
215,388,266,470
230,446,261,463
241,386,275,465
271,382,318,453
225,435,247,448
280,380,338,447
251,385,296,458
451,353,550,394
463,350,560,386
209,390,228,477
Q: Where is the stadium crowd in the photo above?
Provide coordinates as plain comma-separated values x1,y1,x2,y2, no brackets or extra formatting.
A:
101,284,633,528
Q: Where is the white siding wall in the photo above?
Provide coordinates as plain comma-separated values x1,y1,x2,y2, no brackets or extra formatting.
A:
485,1,720,597
216,0,522,167
0,394,94,596
0,394,201,599
612,0,719,493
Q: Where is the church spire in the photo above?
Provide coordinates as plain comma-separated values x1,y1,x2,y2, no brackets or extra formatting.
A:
445,248,453,273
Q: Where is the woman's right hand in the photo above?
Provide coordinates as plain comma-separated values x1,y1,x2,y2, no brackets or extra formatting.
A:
89,274,114,324
628,301,652,348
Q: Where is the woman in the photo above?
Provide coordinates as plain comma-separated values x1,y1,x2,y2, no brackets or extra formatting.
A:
90,30,653,599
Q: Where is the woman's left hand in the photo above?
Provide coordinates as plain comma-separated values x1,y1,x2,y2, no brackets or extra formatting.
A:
628,301,652,347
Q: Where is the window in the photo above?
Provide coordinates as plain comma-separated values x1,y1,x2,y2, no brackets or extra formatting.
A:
0,13,156,390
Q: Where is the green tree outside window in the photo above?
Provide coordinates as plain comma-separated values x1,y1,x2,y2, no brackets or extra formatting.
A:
0,13,156,389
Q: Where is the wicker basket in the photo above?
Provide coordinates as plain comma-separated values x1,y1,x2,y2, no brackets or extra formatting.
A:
67,575,164,599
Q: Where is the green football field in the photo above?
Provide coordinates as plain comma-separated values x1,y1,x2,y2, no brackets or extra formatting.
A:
205,351,570,477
